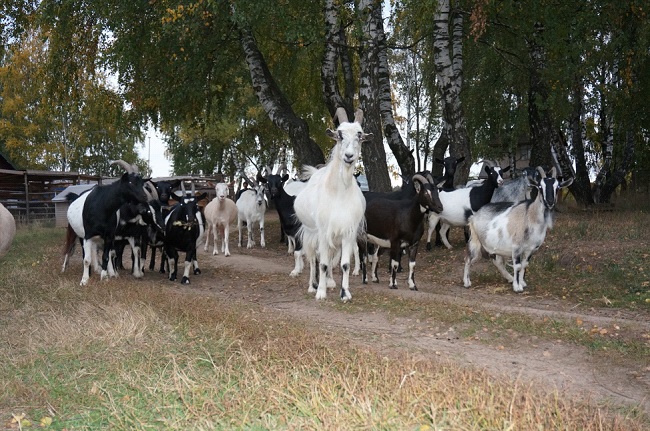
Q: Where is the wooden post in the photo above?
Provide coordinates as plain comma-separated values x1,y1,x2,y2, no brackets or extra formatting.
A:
24,171,30,223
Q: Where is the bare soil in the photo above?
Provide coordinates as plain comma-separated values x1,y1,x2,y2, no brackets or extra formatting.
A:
172,215,650,416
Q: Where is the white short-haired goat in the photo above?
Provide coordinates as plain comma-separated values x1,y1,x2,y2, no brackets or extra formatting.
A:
236,174,267,249
463,167,573,292
204,182,238,256
294,107,371,301
0,203,16,258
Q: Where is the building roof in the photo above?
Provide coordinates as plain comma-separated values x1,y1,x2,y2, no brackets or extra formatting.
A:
51,184,97,202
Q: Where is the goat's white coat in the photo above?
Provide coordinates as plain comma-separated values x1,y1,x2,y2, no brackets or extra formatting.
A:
0,203,16,258
294,111,369,301
427,166,506,249
204,183,238,256
236,185,267,249
66,191,117,285
463,170,572,292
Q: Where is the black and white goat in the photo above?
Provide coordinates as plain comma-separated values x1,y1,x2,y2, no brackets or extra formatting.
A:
64,164,149,285
259,167,306,276
112,182,164,278
0,202,16,258
463,167,573,292
429,156,464,248
294,108,370,301
365,174,443,290
203,182,238,256
490,166,542,203
163,187,207,284
236,174,267,249
425,163,509,249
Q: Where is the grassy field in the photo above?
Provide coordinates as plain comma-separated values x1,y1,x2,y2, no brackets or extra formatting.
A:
0,205,649,430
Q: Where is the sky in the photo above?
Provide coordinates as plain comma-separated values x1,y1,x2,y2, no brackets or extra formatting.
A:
138,126,173,178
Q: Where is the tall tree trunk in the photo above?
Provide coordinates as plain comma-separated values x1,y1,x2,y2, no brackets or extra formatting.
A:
569,82,594,206
373,0,415,179
322,0,354,118
433,0,471,186
357,0,391,192
431,122,450,178
240,29,325,167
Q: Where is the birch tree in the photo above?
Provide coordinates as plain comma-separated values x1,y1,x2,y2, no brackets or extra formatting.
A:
432,0,471,184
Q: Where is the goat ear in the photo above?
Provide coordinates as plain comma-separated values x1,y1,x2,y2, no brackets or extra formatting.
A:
281,174,290,182
457,156,465,163
502,166,511,173
326,129,338,140
256,172,267,184
362,132,373,142
413,180,422,193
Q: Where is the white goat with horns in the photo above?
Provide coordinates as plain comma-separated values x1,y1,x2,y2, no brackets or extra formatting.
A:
294,107,371,301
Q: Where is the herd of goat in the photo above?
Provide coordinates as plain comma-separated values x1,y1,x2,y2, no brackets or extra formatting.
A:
55,107,572,300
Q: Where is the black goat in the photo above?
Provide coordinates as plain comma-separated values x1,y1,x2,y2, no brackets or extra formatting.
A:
365,174,443,290
258,170,306,277
163,191,207,284
63,171,149,285
113,199,164,277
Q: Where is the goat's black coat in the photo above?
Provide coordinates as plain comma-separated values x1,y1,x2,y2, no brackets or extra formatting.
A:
163,192,207,284
260,173,302,249
365,179,443,290
66,173,149,278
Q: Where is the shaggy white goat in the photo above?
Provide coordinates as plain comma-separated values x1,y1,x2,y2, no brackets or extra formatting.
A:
204,182,238,256
463,167,573,292
236,175,267,249
294,107,371,301
0,203,16,258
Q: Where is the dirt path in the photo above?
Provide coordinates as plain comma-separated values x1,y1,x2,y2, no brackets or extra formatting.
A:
181,237,650,415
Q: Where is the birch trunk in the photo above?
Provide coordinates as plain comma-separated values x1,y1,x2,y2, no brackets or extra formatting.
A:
433,0,471,185
322,0,353,118
240,29,325,167
358,0,391,192
373,0,415,178
569,82,594,206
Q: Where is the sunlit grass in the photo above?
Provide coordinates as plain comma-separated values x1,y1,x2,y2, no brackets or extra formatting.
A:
0,220,648,430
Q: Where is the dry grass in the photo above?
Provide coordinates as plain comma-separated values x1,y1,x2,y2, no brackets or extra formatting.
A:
0,220,648,430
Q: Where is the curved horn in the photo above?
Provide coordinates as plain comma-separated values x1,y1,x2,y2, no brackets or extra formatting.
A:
278,163,288,175
536,166,546,179
549,167,557,178
110,159,138,174
353,108,364,124
412,174,429,185
242,172,257,188
334,107,349,125
180,181,187,196
144,181,159,201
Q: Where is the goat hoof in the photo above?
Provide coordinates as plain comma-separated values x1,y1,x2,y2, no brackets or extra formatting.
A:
181,277,190,284
194,268,201,275
426,242,432,251
389,285,397,290
410,286,418,291
169,276,177,281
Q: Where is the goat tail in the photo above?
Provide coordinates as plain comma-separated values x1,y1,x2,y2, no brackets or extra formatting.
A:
62,224,77,256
